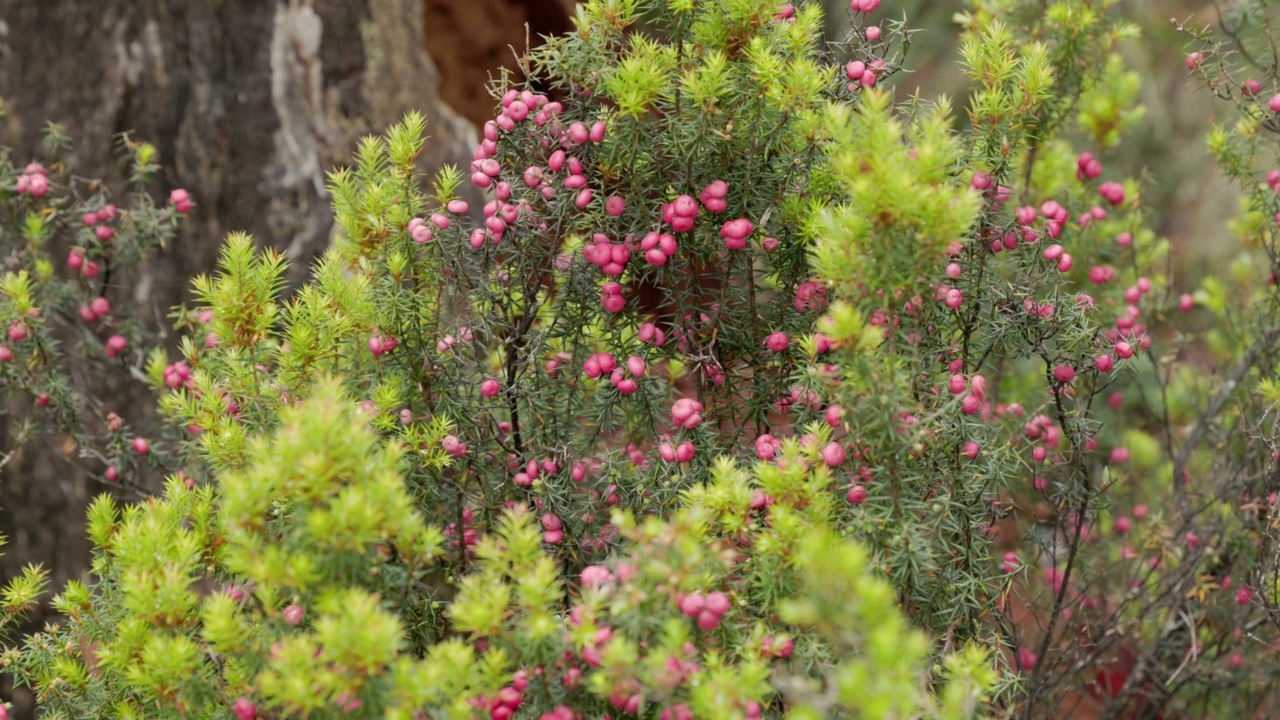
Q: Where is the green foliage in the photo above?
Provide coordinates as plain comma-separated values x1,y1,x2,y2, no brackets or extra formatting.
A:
12,0,1280,717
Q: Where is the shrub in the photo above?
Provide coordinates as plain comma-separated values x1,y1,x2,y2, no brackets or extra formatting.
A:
7,0,1280,718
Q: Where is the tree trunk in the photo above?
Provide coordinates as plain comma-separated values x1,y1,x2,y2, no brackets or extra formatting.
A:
0,0,521,715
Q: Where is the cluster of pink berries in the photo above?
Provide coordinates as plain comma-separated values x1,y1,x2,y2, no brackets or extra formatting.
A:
662,194,700,233
1076,152,1102,181
444,508,478,556
162,361,193,389
793,280,829,313
718,217,754,250
77,296,111,323
483,674,529,720
407,216,434,244
950,372,988,416
670,398,704,429
678,590,730,630
582,233,631,276
366,332,399,357
1097,181,1125,206
600,280,625,313
843,59,885,90
14,162,48,197
514,457,558,488
442,434,468,458
81,204,118,241
541,513,564,543
638,230,678,266
66,248,101,279
169,188,193,214
637,321,667,347
609,355,646,394
658,438,695,464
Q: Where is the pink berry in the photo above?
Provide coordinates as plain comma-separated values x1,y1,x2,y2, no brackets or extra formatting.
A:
132,437,150,455
441,435,466,457
90,297,111,317
945,288,963,309
766,332,789,353
233,698,258,720
696,610,720,631
1053,364,1075,383
962,441,980,459
8,322,28,343
820,442,845,467
626,356,646,377
481,379,501,397
865,25,881,41
704,591,730,616
1094,354,1114,372
0,346,10,362
1178,293,1194,312
846,485,867,505
94,225,115,241
1243,79,1261,97
105,334,127,358
1110,447,1130,464
675,441,695,463
1270,94,1280,113
283,604,304,625
679,593,705,616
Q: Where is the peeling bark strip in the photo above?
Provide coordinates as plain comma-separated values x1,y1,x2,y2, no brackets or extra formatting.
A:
0,2,476,716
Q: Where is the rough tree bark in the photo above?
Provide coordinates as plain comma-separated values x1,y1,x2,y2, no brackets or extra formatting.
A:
0,0,578,714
